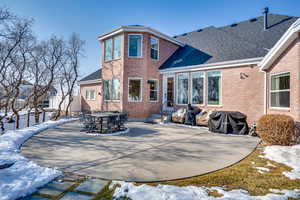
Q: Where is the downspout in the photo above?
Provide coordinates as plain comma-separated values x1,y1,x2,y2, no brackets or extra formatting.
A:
263,70,267,114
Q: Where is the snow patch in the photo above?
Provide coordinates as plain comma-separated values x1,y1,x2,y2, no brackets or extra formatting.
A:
263,144,300,179
0,118,77,200
255,167,270,174
111,181,300,200
86,127,130,136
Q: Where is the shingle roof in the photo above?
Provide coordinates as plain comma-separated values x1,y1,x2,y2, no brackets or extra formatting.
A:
160,14,299,70
80,69,102,82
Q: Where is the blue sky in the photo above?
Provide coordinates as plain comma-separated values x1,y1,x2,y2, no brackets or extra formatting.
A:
1,0,299,78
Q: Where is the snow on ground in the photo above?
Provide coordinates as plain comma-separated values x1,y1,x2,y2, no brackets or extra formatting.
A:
0,118,77,200
255,167,270,174
263,144,300,180
1,112,52,131
111,181,300,200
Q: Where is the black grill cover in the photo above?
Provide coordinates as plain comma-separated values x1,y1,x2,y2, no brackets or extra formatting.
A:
208,111,249,135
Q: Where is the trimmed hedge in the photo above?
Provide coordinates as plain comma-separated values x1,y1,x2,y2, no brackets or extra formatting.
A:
257,114,296,146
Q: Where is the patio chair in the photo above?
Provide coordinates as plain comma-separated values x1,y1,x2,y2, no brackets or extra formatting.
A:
171,108,187,124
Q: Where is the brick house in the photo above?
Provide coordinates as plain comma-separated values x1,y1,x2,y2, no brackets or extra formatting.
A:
80,9,300,124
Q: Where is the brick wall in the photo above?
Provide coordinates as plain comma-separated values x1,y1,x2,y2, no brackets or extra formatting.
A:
122,32,179,118
101,33,124,112
173,65,265,124
80,82,102,112
266,38,300,121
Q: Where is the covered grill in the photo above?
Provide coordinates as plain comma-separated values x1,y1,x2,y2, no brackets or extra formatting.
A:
208,111,249,135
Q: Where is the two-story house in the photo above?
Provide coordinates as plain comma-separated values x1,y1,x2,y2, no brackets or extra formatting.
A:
80,9,300,124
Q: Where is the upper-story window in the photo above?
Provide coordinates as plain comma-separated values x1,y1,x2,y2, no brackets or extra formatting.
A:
104,36,121,61
128,34,142,58
150,37,159,60
270,72,290,108
104,39,113,61
113,36,121,59
86,90,96,100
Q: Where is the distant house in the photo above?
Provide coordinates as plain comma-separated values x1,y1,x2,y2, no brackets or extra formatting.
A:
79,69,102,112
80,8,300,123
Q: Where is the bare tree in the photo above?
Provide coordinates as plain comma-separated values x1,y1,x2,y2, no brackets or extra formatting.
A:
0,9,33,130
27,36,65,123
64,33,84,116
52,33,84,120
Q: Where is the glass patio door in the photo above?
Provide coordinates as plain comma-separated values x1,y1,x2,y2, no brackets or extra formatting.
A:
163,74,175,108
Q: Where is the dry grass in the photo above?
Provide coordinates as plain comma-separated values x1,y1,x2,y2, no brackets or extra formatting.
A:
145,145,300,196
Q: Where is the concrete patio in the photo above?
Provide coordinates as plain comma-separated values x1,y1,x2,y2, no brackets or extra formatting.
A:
21,121,260,182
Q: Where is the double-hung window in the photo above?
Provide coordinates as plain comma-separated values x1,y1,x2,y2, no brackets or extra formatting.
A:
176,73,189,104
128,34,142,57
191,72,204,105
86,90,96,100
270,72,290,108
149,80,158,102
150,37,159,60
207,71,221,105
128,78,142,102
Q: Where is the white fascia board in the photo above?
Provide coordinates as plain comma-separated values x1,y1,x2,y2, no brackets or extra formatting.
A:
97,26,184,47
160,57,263,74
79,79,102,85
259,19,300,71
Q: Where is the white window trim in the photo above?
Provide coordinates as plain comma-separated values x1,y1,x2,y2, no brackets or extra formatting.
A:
128,34,143,58
207,70,222,106
128,77,143,102
163,74,175,107
111,78,121,102
149,79,159,102
176,72,189,105
150,36,159,61
104,38,113,61
86,90,96,101
112,35,122,60
103,80,111,102
190,72,205,106
269,71,290,109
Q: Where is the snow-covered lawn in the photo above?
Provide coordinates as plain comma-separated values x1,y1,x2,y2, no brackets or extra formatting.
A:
112,144,300,200
112,181,300,200
263,144,300,180
0,118,77,200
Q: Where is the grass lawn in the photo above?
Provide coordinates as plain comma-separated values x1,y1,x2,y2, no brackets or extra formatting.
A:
94,145,300,199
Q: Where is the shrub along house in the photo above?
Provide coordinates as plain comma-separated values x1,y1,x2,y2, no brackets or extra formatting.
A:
80,8,300,124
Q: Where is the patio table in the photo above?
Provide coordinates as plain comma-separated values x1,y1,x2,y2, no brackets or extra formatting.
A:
84,112,127,133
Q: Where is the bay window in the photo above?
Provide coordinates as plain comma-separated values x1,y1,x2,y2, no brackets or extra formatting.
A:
104,39,112,61
270,72,290,108
128,78,142,102
207,71,221,105
191,72,204,105
112,79,120,100
176,73,189,104
113,36,121,59
149,80,158,102
150,37,159,60
128,34,142,57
